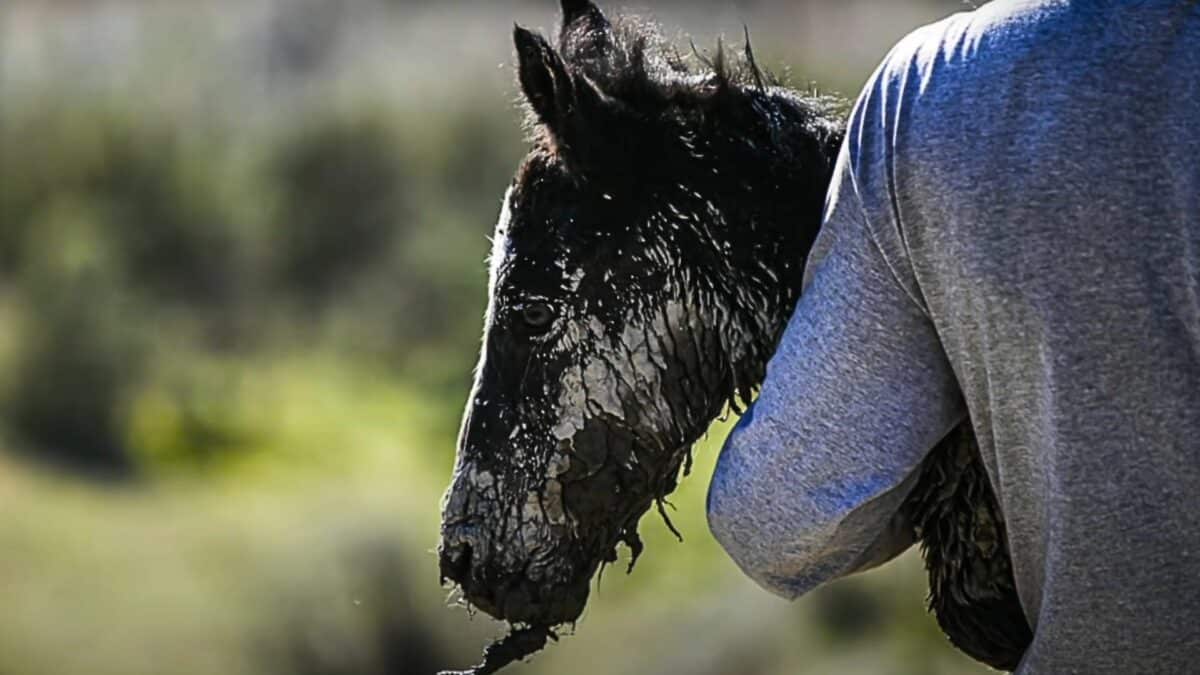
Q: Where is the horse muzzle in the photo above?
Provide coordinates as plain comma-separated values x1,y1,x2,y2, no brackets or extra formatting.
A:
439,523,589,626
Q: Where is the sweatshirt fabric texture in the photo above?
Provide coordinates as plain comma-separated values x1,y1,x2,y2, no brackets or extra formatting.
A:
706,2,1200,672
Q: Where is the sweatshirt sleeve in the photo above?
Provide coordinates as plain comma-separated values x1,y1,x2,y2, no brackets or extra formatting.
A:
705,60,967,599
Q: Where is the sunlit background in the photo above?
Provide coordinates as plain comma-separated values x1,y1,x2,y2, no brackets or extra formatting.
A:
0,1,991,674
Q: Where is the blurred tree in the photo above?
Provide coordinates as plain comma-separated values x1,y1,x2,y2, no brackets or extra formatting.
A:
267,536,453,675
96,132,240,308
5,198,144,477
270,116,409,305
0,106,241,307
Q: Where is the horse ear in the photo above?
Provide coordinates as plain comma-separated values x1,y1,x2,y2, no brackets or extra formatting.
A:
514,23,624,164
514,25,572,129
561,0,603,26
559,0,613,64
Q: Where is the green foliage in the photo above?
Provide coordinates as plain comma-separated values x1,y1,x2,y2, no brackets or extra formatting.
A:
0,94,516,475
6,286,140,475
269,115,409,303
3,195,142,474
0,105,240,306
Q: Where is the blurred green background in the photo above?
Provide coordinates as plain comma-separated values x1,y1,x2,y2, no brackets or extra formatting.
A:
0,1,991,674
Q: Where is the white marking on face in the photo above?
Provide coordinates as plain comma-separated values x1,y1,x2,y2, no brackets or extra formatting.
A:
488,188,515,290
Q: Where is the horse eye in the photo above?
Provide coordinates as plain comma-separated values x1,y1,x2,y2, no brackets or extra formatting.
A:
521,303,556,331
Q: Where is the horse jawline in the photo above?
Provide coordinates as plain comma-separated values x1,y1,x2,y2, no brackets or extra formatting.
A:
905,424,1034,672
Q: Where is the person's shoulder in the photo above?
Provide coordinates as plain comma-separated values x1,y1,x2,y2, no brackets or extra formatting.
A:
874,0,1074,96
843,0,1090,158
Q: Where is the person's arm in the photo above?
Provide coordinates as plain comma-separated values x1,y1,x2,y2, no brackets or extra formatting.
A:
706,71,967,599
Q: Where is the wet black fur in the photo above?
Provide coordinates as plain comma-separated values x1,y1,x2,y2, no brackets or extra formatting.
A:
907,427,1034,670
443,6,842,630
510,14,844,407
440,2,1031,672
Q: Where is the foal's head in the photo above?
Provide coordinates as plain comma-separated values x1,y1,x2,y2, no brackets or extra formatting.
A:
439,0,843,628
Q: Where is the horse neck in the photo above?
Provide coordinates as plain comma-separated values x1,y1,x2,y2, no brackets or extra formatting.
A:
710,108,845,401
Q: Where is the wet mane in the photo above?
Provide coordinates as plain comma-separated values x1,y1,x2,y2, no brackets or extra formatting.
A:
526,14,776,131
518,9,844,187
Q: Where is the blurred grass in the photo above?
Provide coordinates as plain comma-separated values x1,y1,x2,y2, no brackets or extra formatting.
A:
0,1,990,674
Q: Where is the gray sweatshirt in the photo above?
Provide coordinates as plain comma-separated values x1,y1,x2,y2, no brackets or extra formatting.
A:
706,1,1200,672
